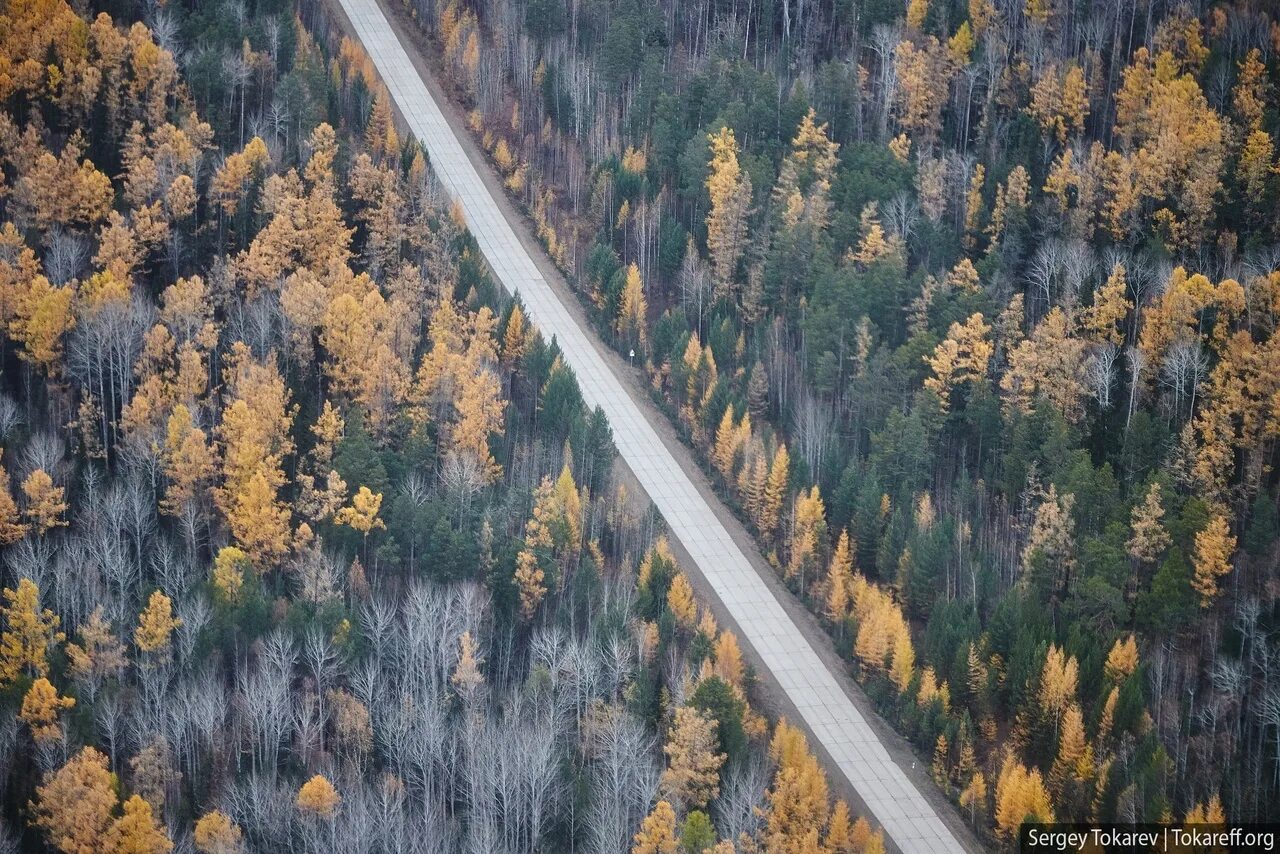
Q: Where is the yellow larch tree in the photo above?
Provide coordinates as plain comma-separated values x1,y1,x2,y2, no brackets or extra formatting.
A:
960,770,988,824
1049,703,1093,797
660,705,726,809
514,549,546,620
225,469,292,569
66,606,127,689
20,677,75,743
632,800,678,854
32,747,119,854
102,795,173,854
0,451,29,545
296,775,340,818
771,108,838,237
906,0,928,29
365,89,399,163
1111,48,1225,245
0,578,63,684
852,202,897,265
948,20,975,65
319,287,409,437
924,313,992,412
713,405,743,481
825,800,853,852
666,572,697,631
1000,308,1086,422
21,469,68,534
759,444,790,541
1232,49,1268,132
787,486,826,587
963,164,986,246
893,37,951,146
1027,63,1089,144
1104,635,1139,682
501,304,529,368
994,753,1054,840
193,811,243,854
450,630,485,701
890,625,917,694
334,486,386,539
1081,264,1132,346
616,263,648,349
217,344,295,567
210,547,249,606
1037,645,1079,738
763,719,830,852
211,136,270,216
134,591,181,655
1126,482,1170,564
825,529,854,624
705,127,752,301
1184,794,1226,824
713,630,744,688
411,301,506,482
161,404,215,516
9,274,75,376
987,165,1030,246
1191,514,1236,607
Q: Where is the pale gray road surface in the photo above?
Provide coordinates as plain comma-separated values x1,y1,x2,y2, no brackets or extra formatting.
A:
335,0,966,849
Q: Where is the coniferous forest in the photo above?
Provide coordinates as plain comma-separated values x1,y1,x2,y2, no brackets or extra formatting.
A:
0,0,1277,851
396,0,1280,842
0,0,890,851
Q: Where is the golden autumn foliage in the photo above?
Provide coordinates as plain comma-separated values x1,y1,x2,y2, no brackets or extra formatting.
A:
763,719,831,852
893,37,951,144
21,676,74,743
666,572,697,630
994,753,1054,839
1104,635,1139,682
102,795,173,854
334,486,386,536
0,577,63,684
825,529,854,623
134,590,181,655
660,705,726,808
21,469,68,534
1191,514,1236,607
193,811,243,854
924,312,992,411
161,404,215,516
1001,308,1086,422
632,800,678,854
411,300,506,481
1127,482,1171,564
66,606,127,688
32,747,118,854
616,262,648,347
514,548,546,620
785,476,826,569
450,630,485,699
9,275,74,374
1028,63,1089,144
296,774,340,818
705,127,752,300
713,629,744,688
0,453,28,545
759,443,790,541
224,469,292,569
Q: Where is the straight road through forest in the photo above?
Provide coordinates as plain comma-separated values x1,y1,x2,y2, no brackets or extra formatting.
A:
333,0,972,849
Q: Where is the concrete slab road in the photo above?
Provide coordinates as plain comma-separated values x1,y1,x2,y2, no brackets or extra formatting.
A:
334,0,972,849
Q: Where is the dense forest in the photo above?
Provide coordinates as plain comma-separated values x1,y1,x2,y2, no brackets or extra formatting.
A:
396,0,1280,843
0,0,895,851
